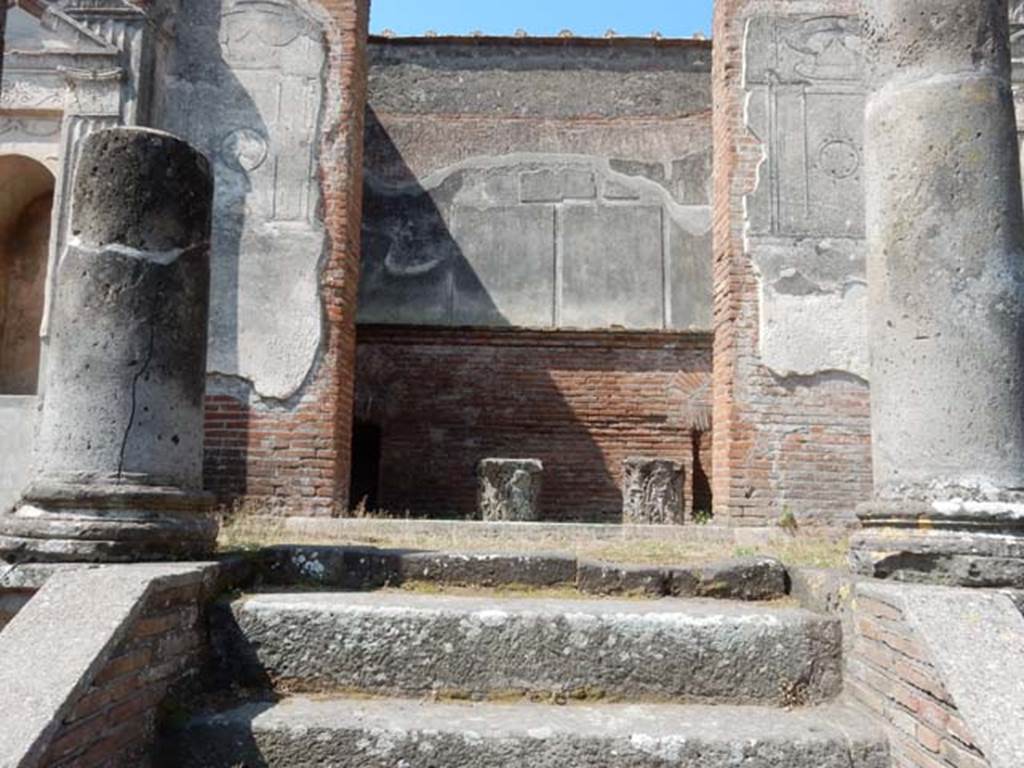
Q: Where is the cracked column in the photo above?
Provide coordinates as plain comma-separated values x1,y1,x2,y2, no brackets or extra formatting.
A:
851,0,1024,586
0,128,216,562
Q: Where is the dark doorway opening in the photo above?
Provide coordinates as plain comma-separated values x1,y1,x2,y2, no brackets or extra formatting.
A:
691,430,713,520
350,421,383,511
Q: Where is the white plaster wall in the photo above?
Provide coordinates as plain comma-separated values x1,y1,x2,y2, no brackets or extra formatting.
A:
0,398,38,513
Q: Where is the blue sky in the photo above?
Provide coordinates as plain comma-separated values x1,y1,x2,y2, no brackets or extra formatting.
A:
370,0,713,39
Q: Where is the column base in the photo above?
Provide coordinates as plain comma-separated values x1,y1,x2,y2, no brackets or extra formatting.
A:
0,482,218,563
850,499,1024,588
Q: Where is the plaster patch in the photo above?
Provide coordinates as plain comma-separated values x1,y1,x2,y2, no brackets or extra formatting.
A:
758,279,868,379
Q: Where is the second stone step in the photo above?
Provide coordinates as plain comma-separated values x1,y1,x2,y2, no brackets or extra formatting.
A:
212,592,842,705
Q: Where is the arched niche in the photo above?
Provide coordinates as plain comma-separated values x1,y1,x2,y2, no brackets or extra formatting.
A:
0,155,55,395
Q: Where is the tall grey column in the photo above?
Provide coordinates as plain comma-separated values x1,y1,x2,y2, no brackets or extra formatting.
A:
851,0,1024,586
0,3,7,89
0,128,216,562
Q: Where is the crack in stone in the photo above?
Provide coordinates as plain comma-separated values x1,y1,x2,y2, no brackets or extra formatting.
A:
116,285,160,483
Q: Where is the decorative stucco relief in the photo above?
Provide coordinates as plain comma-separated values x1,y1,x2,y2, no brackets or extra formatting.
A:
744,14,868,380
163,0,328,400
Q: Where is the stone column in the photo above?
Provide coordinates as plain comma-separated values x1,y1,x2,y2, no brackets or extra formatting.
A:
622,458,684,525
477,459,543,522
0,128,216,562
851,0,1024,586
0,4,7,89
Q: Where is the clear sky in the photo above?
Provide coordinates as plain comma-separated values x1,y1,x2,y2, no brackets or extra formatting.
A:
370,0,713,39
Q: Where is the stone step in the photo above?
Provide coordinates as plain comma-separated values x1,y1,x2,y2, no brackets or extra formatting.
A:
161,696,890,768
212,592,842,705
262,545,789,601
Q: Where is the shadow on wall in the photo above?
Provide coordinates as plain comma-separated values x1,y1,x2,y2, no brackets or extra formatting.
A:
158,0,268,377
160,2,265,499
351,110,710,522
358,108,513,328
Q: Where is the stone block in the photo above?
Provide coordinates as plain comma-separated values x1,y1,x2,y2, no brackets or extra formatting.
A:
789,567,855,616
398,551,576,588
696,557,788,601
520,168,596,203
214,591,843,704
451,205,556,327
621,458,684,525
165,697,890,768
477,459,543,522
668,557,788,601
561,205,664,329
576,561,667,596
261,546,403,590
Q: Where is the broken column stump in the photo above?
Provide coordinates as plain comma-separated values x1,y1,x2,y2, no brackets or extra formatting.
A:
622,458,684,525
477,459,543,522
0,128,216,562
851,0,1024,586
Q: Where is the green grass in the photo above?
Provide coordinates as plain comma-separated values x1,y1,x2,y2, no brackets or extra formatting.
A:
219,516,850,571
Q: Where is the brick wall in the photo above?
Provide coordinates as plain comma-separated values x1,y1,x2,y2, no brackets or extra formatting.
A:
847,588,988,768
354,326,712,522
202,0,370,515
36,570,214,768
710,0,872,527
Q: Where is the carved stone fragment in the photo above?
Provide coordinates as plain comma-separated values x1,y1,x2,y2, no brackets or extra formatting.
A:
0,128,216,562
621,458,684,525
477,459,543,522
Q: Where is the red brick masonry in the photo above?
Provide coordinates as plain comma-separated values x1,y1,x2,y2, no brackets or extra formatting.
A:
36,567,229,768
847,587,987,768
354,326,712,523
